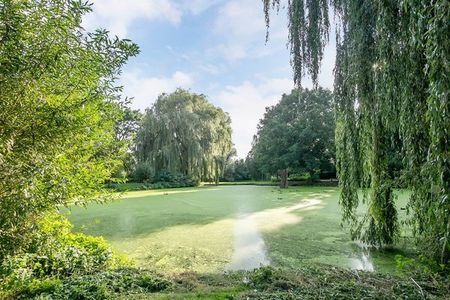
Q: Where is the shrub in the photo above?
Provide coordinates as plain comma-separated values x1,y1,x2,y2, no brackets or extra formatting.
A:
131,163,154,182
0,268,172,299
121,169,198,190
248,266,281,287
288,173,310,181
0,213,174,299
0,214,131,298
153,170,196,187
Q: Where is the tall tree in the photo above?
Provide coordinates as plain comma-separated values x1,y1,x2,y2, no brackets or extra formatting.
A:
134,89,235,184
0,0,139,258
112,106,143,178
264,1,449,265
249,88,335,187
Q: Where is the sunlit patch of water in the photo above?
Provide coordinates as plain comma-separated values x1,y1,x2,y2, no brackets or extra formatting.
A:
350,253,375,272
227,214,270,271
227,198,324,271
254,199,323,232
350,241,375,272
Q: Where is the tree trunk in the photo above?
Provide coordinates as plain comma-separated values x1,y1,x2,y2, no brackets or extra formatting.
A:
279,169,288,188
214,160,220,185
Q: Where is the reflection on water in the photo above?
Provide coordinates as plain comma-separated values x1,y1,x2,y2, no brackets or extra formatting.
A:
227,198,323,271
350,252,374,272
227,214,270,271
350,242,375,272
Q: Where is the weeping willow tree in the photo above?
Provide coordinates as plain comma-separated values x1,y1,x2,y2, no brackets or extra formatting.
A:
264,0,449,265
135,89,235,183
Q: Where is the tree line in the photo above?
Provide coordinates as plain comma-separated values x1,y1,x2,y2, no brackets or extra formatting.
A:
118,88,337,189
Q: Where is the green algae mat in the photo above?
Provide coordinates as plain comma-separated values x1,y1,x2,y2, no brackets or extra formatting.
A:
65,185,412,274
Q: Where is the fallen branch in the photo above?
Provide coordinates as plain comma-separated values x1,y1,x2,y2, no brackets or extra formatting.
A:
410,277,424,298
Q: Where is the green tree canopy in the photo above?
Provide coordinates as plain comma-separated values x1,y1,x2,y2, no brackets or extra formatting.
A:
134,89,235,184
264,0,449,265
0,0,139,258
248,88,335,184
222,159,252,182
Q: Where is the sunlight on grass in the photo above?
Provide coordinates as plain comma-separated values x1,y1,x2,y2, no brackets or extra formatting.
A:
122,187,220,199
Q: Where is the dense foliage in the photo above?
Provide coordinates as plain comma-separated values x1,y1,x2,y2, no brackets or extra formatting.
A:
4,264,448,299
134,89,235,184
248,88,335,186
0,214,138,299
112,107,143,179
222,159,252,182
264,0,449,266
0,0,138,259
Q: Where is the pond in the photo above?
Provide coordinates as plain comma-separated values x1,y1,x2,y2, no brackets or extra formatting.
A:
65,185,411,274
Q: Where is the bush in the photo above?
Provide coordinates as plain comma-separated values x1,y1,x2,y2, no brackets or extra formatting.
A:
0,268,172,299
0,214,131,298
49,269,171,299
248,266,282,287
131,163,154,182
0,213,173,299
288,173,310,181
120,168,198,190
152,170,196,187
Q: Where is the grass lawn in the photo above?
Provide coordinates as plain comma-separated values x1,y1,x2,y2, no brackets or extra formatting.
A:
65,185,412,274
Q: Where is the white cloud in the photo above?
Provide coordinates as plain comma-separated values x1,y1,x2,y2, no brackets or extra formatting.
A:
213,0,266,39
178,0,224,15
122,70,194,110
215,78,294,158
208,0,288,62
82,0,182,38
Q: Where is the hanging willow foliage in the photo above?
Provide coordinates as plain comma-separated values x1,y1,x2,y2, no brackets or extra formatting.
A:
264,0,449,265
135,89,234,183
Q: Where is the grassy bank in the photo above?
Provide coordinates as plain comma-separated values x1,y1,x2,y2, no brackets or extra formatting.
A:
4,265,447,299
106,181,277,192
106,180,336,192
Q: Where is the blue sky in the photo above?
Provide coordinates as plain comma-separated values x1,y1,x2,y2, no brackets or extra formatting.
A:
83,0,335,158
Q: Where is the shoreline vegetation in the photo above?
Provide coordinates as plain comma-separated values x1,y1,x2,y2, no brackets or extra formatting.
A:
2,264,449,299
1,185,448,299
106,180,339,192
